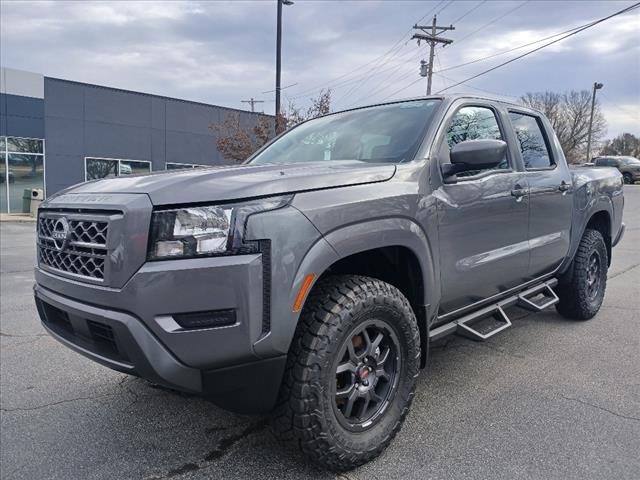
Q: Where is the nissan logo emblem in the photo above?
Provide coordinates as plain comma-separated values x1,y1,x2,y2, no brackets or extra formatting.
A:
51,217,71,251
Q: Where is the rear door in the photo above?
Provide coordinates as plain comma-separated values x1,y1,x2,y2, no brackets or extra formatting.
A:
507,110,573,278
434,101,530,314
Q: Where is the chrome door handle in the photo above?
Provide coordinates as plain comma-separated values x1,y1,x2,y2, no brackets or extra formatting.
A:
511,187,528,200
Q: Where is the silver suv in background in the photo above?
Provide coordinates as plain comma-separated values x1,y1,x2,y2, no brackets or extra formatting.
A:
593,155,640,184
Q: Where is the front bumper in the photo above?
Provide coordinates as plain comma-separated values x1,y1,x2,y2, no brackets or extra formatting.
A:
34,253,287,413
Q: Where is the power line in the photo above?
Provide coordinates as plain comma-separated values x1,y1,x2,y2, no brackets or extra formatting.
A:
311,47,422,106
452,0,529,47
434,72,519,99
344,62,422,108
599,92,640,123
287,0,446,100
451,0,487,24
333,1,449,104
374,2,639,104
436,0,455,15
436,2,640,94
380,76,425,102
434,22,585,75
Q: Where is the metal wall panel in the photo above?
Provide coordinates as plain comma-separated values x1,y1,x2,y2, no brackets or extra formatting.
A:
43,77,270,195
0,93,45,138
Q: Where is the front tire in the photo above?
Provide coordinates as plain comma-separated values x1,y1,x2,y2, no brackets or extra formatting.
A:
272,275,420,471
623,173,633,185
556,229,608,320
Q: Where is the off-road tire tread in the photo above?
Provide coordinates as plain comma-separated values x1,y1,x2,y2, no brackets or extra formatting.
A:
555,228,608,320
271,274,420,471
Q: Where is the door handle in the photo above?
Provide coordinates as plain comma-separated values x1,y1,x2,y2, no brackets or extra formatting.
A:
511,186,528,201
558,181,571,192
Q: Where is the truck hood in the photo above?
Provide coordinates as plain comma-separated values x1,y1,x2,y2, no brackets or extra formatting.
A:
62,161,396,205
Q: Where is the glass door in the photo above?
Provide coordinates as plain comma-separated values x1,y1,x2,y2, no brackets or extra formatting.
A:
1,136,45,214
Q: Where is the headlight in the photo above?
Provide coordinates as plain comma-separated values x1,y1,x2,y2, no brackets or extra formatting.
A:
148,195,292,260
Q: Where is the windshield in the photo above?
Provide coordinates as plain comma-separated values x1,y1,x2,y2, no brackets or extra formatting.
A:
250,100,441,165
620,157,640,165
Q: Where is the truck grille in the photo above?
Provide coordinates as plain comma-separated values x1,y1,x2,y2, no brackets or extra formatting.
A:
38,215,109,281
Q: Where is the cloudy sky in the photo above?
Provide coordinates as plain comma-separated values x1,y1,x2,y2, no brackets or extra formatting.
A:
1,0,638,136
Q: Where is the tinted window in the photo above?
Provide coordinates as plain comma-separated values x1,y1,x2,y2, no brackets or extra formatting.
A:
596,158,618,167
595,158,614,166
250,100,441,165
509,112,554,169
446,106,508,177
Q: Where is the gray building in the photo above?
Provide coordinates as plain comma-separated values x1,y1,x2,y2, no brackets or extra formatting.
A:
0,67,270,214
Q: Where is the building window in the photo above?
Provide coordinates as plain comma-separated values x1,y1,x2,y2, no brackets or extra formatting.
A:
1,136,45,214
85,157,151,181
165,162,208,170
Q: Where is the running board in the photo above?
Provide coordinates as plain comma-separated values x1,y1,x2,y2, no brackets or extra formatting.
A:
456,305,511,341
517,283,559,312
429,279,559,342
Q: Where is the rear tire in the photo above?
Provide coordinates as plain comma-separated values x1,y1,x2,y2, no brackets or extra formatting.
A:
272,275,420,471
555,229,608,320
623,173,633,185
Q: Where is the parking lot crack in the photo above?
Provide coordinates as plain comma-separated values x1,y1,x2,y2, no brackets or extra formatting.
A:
0,331,48,338
608,262,640,279
144,419,269,479
559,395,640,422
0,392,120,412
204,418,269,461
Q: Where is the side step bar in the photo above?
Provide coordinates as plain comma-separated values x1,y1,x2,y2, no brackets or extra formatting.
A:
429,279,559,342
517,283,559,312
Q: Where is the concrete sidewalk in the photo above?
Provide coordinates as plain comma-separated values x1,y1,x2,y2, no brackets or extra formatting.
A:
0,213,36,222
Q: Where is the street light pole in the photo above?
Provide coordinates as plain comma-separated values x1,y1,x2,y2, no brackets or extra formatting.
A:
586,81,604,163
275,0,293,134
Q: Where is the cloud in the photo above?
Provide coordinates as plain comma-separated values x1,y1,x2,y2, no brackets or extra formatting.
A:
0,0,638,135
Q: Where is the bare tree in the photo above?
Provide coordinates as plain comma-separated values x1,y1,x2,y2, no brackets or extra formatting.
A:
210,89,332,163
520,90,607,163
599,133,640,158
209,114,274,163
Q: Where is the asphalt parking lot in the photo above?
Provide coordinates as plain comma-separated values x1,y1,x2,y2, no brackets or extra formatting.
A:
1,186,639,480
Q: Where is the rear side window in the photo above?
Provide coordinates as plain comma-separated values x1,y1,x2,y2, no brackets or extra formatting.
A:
509,112,554,169
446,106,508,177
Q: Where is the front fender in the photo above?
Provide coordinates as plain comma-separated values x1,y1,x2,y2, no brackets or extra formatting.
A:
322,218,438,322
253,217,439,359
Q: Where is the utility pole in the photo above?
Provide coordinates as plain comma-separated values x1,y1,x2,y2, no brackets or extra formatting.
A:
586,81,604,163
275,0,294,133
413,15,454,95
241,98,265,113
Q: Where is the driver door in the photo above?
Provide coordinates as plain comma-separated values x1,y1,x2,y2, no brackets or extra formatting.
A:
434,103,530,315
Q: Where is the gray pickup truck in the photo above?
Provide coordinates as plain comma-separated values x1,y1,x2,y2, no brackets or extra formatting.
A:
34,95,625,470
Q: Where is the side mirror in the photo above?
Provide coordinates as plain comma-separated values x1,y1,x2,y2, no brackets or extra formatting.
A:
442,139,507,178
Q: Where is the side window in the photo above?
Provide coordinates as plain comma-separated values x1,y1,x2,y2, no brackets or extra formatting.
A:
509,112,554,169
446,106,508,177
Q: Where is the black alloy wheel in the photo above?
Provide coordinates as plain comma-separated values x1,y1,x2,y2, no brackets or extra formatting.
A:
333,320,401,431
